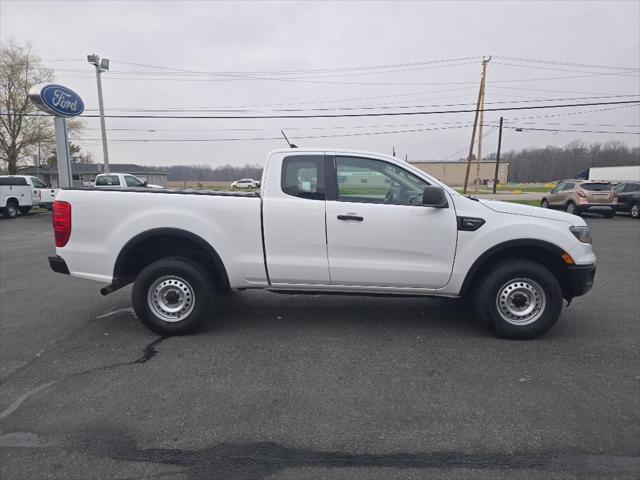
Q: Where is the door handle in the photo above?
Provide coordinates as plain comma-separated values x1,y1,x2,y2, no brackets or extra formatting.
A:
337,214,364,221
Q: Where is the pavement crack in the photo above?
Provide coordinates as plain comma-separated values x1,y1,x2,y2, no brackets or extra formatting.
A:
0,336,167,422
128,337,168,364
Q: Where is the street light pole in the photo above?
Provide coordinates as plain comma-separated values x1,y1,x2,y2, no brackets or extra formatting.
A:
87,54,110,174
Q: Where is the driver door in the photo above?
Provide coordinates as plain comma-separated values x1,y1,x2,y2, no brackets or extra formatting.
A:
325,155,457,290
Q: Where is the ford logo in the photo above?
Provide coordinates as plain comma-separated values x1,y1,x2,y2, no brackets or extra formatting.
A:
28,83,84,118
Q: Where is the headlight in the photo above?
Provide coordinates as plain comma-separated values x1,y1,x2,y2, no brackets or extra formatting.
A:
570,226,592,244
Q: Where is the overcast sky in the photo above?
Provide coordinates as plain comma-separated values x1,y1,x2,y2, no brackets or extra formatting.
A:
2,0,639,167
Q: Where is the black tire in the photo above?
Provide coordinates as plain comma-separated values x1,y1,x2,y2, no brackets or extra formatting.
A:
232,185,237,189
602,208,615,218
132,257,215,335
565,201,579,215
473,259,563,339
19,206,32,215
540,199,549,208
3,200,19,219
630,202,640,220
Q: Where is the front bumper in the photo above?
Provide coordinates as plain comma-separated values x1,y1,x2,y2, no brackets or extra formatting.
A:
48,255,70,275
565,263,596,299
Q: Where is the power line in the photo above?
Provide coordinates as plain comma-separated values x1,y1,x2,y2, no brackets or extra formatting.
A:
493,61,639,77
56,99,640,119
492,125,640,135
75,123,476,143
80,94,639,114
112,56,479,76
493,55,640,72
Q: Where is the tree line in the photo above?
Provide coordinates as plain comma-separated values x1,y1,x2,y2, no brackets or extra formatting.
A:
165,163,263,181
499,140,640,183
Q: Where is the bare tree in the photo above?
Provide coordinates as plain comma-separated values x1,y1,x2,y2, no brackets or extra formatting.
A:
0,39,82,174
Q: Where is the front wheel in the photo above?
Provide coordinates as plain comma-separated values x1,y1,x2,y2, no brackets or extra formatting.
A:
540,199,549,208
630,202,639,219
473,259,563,339
132,257,215,335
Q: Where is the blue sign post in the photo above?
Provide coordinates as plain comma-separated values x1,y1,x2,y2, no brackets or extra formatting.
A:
28,83,84,188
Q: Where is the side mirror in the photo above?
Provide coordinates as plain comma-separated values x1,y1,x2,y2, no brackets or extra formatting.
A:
142,181,148,187
422,186,448,208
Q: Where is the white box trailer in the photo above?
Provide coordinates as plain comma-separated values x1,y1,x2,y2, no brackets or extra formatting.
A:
588,166,640,182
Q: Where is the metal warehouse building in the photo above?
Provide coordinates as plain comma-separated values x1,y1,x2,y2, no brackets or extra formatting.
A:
19,163,168,188
411,161,509,186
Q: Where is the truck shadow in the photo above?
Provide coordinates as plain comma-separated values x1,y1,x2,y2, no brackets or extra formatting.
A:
205,290,488,338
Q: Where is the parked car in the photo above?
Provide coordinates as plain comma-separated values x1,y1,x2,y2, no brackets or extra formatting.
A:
540,180,617,217
94,173,164,189
48,148,596,340
231,178,259,189
0,175,55,217
613,181,640,219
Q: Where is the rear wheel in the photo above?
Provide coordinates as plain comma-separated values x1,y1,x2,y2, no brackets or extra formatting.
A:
19,206,32,215
3,200,18,219
630,202,639,219
132,257,215,335
565,201,579,215
473,259,563,339
541,199,549,208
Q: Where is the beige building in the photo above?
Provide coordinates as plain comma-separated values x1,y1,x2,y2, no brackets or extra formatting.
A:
411,161,509,186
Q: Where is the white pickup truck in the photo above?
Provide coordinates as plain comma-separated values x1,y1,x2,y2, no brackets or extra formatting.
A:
48,149,596,339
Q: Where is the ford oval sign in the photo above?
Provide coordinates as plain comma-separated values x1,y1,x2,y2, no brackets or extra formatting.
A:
28,83,84,118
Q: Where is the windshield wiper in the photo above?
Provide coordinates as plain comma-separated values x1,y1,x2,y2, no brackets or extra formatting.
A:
466,195,480,202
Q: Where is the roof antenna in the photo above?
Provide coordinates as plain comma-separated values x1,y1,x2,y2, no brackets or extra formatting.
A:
281,130,298,148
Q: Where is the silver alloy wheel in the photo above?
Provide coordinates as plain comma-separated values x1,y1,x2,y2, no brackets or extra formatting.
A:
147,275,195,322
541,199,549,208
495,278,547,326
566,202,575,214
631,204,639,219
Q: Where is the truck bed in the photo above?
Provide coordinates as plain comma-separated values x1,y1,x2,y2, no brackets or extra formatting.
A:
54,187,267,288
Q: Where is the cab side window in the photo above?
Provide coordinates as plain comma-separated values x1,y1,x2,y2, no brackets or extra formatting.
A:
31,177,47,188
125,175,144,187
281,155,324,200
335,156,429,206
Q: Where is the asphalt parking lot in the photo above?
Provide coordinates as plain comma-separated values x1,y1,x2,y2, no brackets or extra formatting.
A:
0,212,638,480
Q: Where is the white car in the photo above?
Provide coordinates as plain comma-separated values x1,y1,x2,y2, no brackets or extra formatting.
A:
48,148,596,339
94,173,164,189
230,178,259,189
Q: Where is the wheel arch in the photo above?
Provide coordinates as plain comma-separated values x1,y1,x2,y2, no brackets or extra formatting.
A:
459,239,574,300
108,227,231,295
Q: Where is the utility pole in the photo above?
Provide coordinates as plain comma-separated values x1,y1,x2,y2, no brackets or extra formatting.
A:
475,74,487,192
463,56,491,194
87,54,110,173
492,116,504,194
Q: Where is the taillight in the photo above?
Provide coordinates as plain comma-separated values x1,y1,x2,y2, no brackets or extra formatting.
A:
52,201,71,247
576,190,586,198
